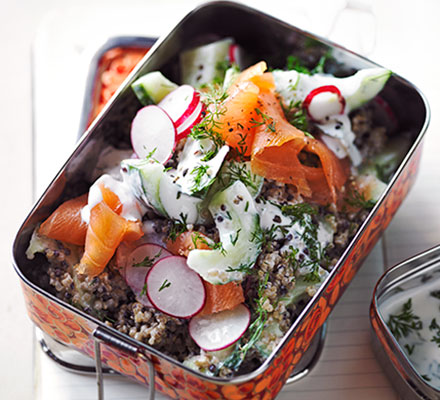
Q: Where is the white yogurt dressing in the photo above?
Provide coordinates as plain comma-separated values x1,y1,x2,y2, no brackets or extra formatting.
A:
272,68,390,167
256,201,333,277
380,277,440,389
81,174,145,224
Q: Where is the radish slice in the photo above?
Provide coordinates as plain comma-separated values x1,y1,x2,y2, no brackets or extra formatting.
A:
189,304,251,351
176,101,205,140
125,243,171,307
115,241,134,279
146,256,206,318
158,85,200,127
131,105,176,163
303,85,345,122
228,44,238,63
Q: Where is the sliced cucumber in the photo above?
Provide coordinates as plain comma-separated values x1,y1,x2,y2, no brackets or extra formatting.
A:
159,172,201,224
173,137,229,195
187,181,261,284
121,158,202,224
121,158,166,216
180,38,233,88
222,66,240,91
131,71,178,105
360,137,411,183
273,67,392,113
355,173,387,203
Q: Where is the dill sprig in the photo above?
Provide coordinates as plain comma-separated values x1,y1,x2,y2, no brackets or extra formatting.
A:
430,290,440,300
345,187,376,210
189,85,227,161
387,298,423,341
225,260,254,275
158,279,171,292
190,164,216,193
191,231,226,256
278,202,326,282
222,272,269,371
429,318,440,347
285,52,330,75
226,161,259,192
168,213,189,242
281,100,310,132
250,108,276,133
133,250,163,268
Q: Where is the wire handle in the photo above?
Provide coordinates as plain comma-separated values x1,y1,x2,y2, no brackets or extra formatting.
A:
93,327,155,400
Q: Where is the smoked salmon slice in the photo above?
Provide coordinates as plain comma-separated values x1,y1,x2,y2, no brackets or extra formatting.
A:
250,90,348,204
214,62,271,157
77,201,143,277
165,231,212,257
38,194,88,246
216,81,260,157
199,281,245,316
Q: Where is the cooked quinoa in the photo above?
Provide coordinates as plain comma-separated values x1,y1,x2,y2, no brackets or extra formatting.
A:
26,51,400,377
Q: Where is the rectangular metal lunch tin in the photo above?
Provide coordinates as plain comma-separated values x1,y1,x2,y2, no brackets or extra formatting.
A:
13,2,430,399
371,246,440,400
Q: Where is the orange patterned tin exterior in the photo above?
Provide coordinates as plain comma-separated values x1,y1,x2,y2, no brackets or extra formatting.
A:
13,2,429,399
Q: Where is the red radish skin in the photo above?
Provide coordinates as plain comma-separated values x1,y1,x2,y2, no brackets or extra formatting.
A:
130,105,176,163
229,44,238,64
146,256,206,319
303,85,345,122
124,243,171,308
158,85,200,127
176,101,205,140
189,304,251,351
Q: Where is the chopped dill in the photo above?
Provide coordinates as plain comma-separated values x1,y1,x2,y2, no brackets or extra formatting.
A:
286,55,312,74
140,283,148,296
133,250,163,268
225,261,254,274
277,202,327,282
144,147,160,163
345,188,376,210
230,229,241,246
282,100,309,132
285,52,331,75
168,213,189,242
404,344,415,355
251,108,276,133
222,272,269,371
213,60,231,85
430,290,440,300
189,85,227,161
191,231,226,256
387,298,423,341
226,161,259,192
429,318,440,347
158,279,171,292
190,164,213,192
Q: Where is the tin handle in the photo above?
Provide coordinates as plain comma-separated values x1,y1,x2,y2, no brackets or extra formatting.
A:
284,323,327,386
93,327,155,400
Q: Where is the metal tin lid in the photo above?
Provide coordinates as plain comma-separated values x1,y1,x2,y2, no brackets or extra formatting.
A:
371,245,440,400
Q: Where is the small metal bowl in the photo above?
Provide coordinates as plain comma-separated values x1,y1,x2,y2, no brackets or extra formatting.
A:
78,36,156,137
371,246,440,400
